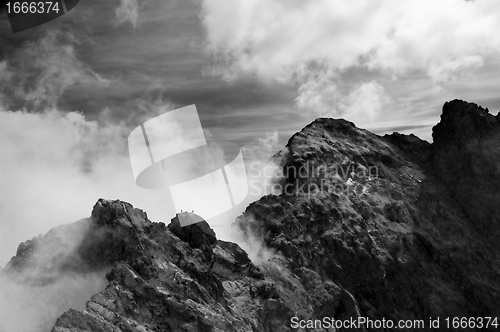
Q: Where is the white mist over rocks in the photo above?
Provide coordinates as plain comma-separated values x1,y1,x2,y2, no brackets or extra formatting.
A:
0,26,167,332
0,272,107,332
207,131,283,264
0,107,167,268
0,104,283,331
0,22,281,332
0,219,108,332
0,29,170,268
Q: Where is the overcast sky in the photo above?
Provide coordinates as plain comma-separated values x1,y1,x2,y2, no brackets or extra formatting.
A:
1,0,500,266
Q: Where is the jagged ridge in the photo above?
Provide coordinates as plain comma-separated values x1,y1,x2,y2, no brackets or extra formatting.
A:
4,99,500,332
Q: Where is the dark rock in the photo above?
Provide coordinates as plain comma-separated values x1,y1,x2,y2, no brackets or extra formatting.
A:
234,100,500,329
432,99,500,243
91,198,151,230
167,214,217,248
5,99,500,332
46,199,304,331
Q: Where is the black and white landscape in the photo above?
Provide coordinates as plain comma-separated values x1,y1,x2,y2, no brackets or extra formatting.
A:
1,1,500,331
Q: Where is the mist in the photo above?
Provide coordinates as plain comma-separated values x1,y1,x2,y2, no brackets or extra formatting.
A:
0,104,282,331
0,272,107,332
0,218,109,332
0,6,298,330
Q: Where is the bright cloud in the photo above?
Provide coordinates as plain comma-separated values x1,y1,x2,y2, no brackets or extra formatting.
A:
201,0,500,125
340,81,389,127
115,0,140,28
0,106,173,267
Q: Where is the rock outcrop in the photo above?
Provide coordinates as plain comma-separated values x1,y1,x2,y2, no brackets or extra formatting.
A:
4,100,500,332
237,103,500,330
433,100,500,243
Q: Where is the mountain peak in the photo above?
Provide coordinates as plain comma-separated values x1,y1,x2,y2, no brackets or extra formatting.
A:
293,117,363,143
168,214,217,248
431,100,500,246
432,99,500,145
4,100,500,332
91,198,151,230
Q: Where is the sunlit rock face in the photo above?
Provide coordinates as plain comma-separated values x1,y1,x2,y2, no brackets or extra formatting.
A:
4,100,500,332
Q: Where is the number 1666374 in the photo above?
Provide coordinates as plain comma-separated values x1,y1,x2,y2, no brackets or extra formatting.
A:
6,2,61,14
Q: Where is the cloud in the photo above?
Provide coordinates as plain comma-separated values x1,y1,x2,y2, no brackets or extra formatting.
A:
242,130,283,199
0,30,225,268
242,130,280,162
427,55,484,83
0,218,108,332
201,0,500,123
115,0,140,28
2,30,109,110
202,0,500,78
0,99,283,267
0,61,12,105
340,81,389,127
295,66,340,116
0,61,11,81
233,212,275,264
0,271,106,332
210,131,281,263
0,106,175,267
0,99,279,329
295,68,389,126
0,99,281,329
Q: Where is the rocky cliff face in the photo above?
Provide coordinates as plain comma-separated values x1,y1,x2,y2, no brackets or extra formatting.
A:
237,100,500,329
433,100,500,243
4,100,500,332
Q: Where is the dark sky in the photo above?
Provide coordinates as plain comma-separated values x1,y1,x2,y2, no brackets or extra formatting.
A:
2,0,500,142
0,0,302,148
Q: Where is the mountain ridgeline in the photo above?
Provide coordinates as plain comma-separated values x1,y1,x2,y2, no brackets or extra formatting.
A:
4,99,500,331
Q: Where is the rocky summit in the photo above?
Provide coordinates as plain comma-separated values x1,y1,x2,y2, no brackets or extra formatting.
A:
4,99,500,331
